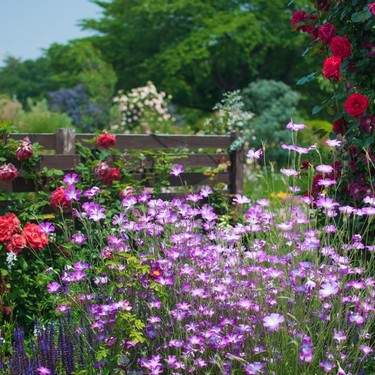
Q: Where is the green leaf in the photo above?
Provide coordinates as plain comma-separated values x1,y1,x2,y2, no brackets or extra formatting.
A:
312,105,321,115
296,72,316,86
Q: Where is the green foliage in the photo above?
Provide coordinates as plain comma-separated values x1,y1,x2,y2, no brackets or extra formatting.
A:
82,0,314,112
0,57,55,107
14,98,73,133
241,79,300,162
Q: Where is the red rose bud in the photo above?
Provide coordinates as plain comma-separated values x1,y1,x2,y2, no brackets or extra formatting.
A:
360,115,375,133
330,36,351,59
332,118,348,135
291,10,317,32
344,93,369,117
15,137,34,161
323,56,342,82
50,186,72,211
0,163,18,182
96,131,116,148
318,24,336,44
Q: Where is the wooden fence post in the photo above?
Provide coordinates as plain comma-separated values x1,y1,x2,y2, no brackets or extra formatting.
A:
56,128,76,155
229,132,244,195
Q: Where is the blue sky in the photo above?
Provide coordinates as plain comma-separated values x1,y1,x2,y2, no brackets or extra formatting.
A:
0,0,101,65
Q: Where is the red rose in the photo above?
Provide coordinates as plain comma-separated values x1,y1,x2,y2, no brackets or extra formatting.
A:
323,56,342,82
95,162,121,185
50,186,71,211
96,131,116,148
332,118,348,135
330,36,351,59
344,93,369,117
291,10,317,33
0,163,18,182
6,233,27,255
318,24,336,44
23,223,48,250
369,3,375,16
16,137,34,161
0,213,20,242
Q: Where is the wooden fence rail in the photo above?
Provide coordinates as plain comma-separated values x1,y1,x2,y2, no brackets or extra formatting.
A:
1,128,243,196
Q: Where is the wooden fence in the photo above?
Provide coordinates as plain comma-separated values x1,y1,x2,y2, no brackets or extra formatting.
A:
1,129,244,197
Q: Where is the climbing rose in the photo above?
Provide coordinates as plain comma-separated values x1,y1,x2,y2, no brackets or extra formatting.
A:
330,36,351,59
23,223,48,250
332,118,348,135
360,115,375,133
323,56,342,82
6,233,27,255
344,93,369,117
0,163,18,182
318,24,336,44
50,186,71,211
96,131,116,148
95,162,121,185
15,137,34,161
0,213,20,242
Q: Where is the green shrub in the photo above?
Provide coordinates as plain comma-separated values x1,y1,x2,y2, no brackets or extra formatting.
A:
14,98,73,133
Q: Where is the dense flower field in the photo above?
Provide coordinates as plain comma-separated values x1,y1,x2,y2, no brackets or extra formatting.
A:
1,123,374,375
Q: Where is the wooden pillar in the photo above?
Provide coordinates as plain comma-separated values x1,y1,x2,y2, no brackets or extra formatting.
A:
56,128,76,155
229,132,244,195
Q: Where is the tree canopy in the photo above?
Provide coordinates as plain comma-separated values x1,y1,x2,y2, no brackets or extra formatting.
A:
82,0,311,111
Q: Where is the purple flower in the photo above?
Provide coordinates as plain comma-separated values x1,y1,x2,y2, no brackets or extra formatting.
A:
244,362,265,374
319,281,339,298
333,329,346,344
65,187,82,201
280,168,299,177
170,164,184,176
47,281,61,294
38,221,55,234
299,336,313,363
359,344,374,356
83,186,100,198
286,120,306,131
71,232,87,245
320,360,336,373
263,313,284,332
325,139,342,147
246,148,262,161
37,367,51,375
63,173,79,186
316,164,334,173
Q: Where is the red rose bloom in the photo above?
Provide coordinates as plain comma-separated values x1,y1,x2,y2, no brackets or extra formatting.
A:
291,10,317,33
6,233,27,255
330,36,351,59
16,137,34,161
23,223,48,250
50,186,71,211
323,56,342,82
0,213,21,242
95,162,121,185
96,132,116,148
0,163,18,182
344,93,369,117
318,24,336,44
332,118,348,135
369,3,375,16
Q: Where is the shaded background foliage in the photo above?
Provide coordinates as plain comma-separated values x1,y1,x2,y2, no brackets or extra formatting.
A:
0,0,324,135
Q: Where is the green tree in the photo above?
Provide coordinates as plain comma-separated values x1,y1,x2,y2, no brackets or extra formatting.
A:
82,0,315,112
0,56,55,106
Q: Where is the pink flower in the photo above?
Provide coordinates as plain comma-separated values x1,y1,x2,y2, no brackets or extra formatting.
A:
170,164,184,176
286,120,306,131
319,281,339,298
263,313,285,332
0,163,18,182
16,137,33,161
246,148,263,161
369,2,375,16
